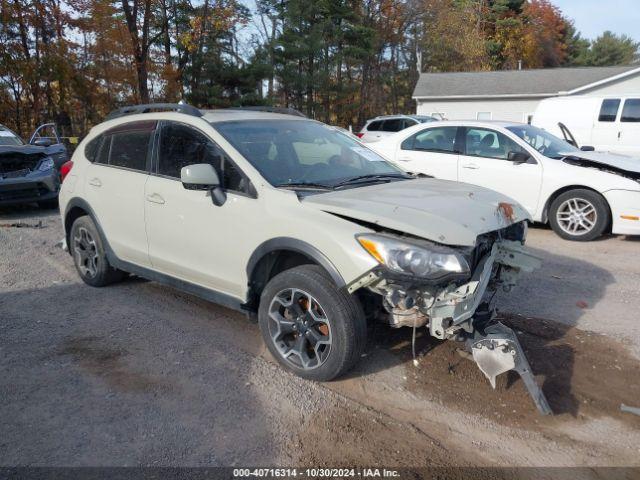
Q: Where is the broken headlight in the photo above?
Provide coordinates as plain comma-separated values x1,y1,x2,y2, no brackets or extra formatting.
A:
37,157,54,171
357,234,470,280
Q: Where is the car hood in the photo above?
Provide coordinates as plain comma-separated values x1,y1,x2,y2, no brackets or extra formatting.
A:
559,151,640,174
0,144,47,155
302,179,530,246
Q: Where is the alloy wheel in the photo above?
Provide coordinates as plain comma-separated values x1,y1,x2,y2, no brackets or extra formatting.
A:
73,226,99,278
556,198,597,236
267,288,332,370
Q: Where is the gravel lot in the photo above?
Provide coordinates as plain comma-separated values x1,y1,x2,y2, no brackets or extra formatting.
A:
1,206,640,469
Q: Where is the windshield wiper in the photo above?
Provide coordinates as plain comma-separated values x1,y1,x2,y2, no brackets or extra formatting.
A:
275,181,334,190
332,173,410,189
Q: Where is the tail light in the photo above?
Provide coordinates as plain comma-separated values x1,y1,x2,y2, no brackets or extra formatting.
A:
60,160,74,182
356,133,365,138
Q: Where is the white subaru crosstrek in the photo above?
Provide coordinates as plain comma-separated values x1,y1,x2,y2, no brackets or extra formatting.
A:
59,104,551,414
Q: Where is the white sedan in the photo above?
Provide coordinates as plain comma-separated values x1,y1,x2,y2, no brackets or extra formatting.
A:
370,120,640,241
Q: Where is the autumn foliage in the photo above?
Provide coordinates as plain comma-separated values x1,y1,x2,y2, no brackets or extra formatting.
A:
0,0,637,138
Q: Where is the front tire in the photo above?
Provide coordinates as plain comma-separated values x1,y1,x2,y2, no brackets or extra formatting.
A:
258,265,366,381
70,216,127,287
548,189,610,241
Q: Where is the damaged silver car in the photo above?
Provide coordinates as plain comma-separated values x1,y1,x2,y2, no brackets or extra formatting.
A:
60,104,551,415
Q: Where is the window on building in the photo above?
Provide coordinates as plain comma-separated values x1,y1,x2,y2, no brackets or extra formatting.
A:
476,112,492,121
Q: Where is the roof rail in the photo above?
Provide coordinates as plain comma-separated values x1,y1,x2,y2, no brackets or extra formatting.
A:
105,103,202,121
224,106,307,118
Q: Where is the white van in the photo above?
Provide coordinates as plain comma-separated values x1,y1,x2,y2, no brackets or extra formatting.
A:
532,95,640,156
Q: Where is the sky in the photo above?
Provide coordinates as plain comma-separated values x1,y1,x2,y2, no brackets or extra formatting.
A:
553,0,640,42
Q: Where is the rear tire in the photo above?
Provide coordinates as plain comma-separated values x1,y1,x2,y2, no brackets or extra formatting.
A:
548,189,610,241
258,265,366,381
70,216,127,287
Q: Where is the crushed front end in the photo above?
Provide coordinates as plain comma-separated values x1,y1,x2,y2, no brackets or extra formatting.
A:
0,151,59,206
349,221,552,415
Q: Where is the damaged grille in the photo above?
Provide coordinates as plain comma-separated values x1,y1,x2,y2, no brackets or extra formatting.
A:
0,153,43,176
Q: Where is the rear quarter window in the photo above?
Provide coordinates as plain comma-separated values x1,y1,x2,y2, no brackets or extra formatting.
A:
84,136,102,162
366,120,382,131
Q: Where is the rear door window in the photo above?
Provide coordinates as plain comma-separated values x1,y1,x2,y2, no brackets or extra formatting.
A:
598,99,621,122
381,119,403,132
621,99,640,123
401,127,459,153
96,121,156,171
109,131,151,170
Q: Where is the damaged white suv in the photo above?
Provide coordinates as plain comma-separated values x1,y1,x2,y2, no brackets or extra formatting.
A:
60,104,550,414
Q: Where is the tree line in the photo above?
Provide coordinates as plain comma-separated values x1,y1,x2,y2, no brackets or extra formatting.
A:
1,0,639,138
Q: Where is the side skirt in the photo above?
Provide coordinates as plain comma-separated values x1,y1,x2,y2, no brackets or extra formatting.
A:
108,254,248,314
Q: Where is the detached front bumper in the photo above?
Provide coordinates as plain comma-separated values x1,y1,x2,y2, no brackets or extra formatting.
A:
468,318,552,415
426,241,552,415
0,170,59,206
354,239,551,414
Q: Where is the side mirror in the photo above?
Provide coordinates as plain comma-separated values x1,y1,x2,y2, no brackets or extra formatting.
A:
580,145,595,152
180,163,227,206
507,151,531,164
32,138,53,147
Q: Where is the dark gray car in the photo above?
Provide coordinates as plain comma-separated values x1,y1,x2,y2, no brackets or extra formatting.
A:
0,123,69,208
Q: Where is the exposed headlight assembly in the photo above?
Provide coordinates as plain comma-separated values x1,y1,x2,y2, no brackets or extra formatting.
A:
357,234,470,280
37,157,55,171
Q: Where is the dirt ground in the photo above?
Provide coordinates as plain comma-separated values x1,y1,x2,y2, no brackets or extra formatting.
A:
1,206,640,473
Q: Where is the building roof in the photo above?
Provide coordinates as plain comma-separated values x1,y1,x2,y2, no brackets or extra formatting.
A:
412,65,640,99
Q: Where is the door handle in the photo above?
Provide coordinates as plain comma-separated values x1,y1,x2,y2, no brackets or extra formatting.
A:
461,163,479,169
398,157,412,162
88,178,102,187
146,193,165,204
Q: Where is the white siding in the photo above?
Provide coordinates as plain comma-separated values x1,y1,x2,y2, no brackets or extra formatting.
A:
416,98,545,123
414,72,640,123
580,74,640,96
